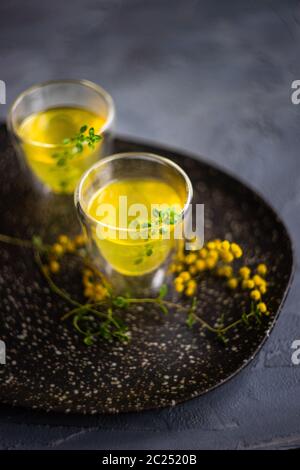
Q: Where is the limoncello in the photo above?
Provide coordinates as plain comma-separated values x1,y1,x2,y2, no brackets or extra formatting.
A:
87,178,183,276
18,106,106,193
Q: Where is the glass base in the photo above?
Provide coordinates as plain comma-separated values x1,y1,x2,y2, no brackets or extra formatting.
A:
104,264,167,297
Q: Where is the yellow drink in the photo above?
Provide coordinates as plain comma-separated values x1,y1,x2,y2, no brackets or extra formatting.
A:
18,106,106,193
87,178,183,275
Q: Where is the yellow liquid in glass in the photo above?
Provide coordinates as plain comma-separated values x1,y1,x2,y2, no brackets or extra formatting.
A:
18,106,106,193
88,178,183,276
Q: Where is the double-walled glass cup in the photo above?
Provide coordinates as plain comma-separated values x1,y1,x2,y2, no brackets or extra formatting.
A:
7,79,115,194
75,152,193,294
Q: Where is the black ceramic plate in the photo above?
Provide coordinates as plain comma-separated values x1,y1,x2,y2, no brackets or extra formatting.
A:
0,124,294,414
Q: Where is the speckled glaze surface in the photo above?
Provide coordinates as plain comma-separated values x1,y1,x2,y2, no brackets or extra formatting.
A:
0,124,293,414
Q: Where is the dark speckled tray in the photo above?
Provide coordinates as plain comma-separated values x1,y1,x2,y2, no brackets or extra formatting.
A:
0,124,294,414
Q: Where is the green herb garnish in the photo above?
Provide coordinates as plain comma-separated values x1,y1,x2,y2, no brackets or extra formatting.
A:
52,125,102,168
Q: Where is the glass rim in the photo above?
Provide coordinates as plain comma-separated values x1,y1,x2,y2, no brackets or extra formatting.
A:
75,152,193,233
7,79,115,148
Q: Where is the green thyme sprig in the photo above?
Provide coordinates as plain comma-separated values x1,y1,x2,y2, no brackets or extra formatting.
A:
133,244,154,265
133,207,181,265
0,233,269,346
149,207,180,235
52,125,102,168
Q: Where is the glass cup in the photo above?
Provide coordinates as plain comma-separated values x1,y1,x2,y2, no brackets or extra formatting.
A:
7,79,115,194
75,152,193,294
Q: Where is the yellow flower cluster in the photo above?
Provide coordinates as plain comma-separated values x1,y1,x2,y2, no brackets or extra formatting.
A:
171,239,243,296
47,233,86,274
239,263,268,308
174,271,197,296
82,268,109,301
171,239,269,316
45,232,109,302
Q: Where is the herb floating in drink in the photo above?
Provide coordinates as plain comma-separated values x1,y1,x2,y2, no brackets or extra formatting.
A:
52,125,102,167
0,233,270,346
17,107,104,193
51,124,102,192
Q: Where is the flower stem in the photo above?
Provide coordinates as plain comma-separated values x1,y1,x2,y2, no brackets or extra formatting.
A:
0,231,263,345
34,250,80,307
0,233,33,248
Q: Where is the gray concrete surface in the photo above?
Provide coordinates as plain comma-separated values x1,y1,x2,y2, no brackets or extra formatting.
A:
0,0,300,449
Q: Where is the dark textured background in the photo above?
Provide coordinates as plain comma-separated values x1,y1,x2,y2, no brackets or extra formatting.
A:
0,0,300,450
